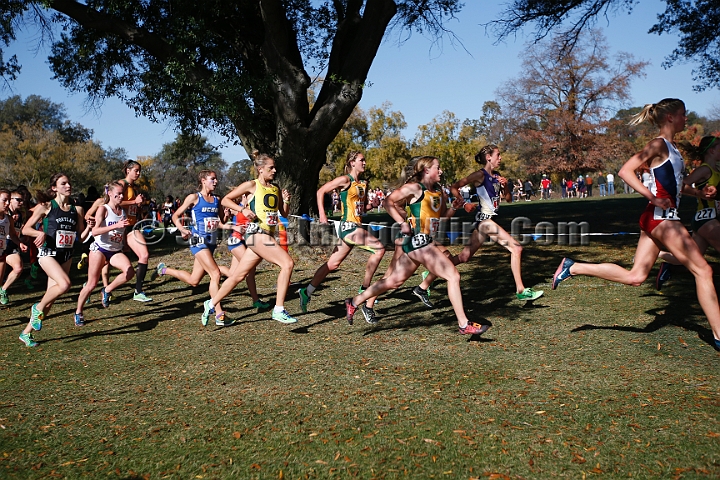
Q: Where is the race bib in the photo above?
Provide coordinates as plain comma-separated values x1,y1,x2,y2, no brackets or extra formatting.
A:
227,236,243,246
653,207,680,221
694,208,716,222
0,237,6,252
109,230,124,245
411,233,432,250
245,223,261,235
190,235,205,246
341,221,356,232
204,216,220,233
128,205,138,217
266,212,278,227
429,218,439,236
56,230,76,249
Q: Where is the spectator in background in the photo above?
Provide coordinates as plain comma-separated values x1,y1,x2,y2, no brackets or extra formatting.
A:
540,175,551,200
585,174,593,197
561,177,567,198
162,195,175,229
597,172,607,196
576,175,586,198
607,172,615,195
523,179,534,201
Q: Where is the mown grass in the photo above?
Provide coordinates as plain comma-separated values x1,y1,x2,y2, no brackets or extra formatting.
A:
0,194,718,479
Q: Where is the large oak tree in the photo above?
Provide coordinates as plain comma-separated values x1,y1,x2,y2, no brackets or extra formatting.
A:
0,0,461,213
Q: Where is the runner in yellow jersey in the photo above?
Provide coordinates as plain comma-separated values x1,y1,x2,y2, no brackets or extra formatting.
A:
297,151,386,323
344,156,489,336
201,151,298,325
656,135,720,290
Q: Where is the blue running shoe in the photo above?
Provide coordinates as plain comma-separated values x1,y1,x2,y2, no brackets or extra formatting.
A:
552,258,575,290
101,288,111,308
30,303,44,331
74,313,85,327
656,262,672,290
19,332,37,347
271,308,298,324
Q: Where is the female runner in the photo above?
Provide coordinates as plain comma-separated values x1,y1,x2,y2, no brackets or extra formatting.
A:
202,151,297,325
551,99,720,351
156,170,235,326
19,173,91,347
415,145,543,304
344,156,488,335
74,181,135,325
655,135,720,289
297,151,385,320
118,160,152,302
0,190,28,304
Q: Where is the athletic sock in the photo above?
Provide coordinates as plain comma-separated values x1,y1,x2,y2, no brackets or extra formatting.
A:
135,263,148,293
306,284,316,296
273,305,285,314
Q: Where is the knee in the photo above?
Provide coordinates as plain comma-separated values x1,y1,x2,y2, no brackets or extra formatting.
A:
326,260,340,272
12,265,22,275
58,280,72,293
510,243,523,257
444,268,460,285
138,255,149,263
208,269,222,282
386,276,404,290
281,257,294,272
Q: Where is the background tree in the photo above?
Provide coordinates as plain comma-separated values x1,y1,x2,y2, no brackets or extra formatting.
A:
496,30,647,174
487,0,720,91
146,134,228,200
0,1,463,214
0,94,125,193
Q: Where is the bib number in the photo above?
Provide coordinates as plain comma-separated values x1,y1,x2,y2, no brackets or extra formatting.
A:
695,208,716,222
429,218,439,236
128,205,138,217
654,207,679,221
411,233,432,250
266,212,278,227
341,221,356,232
245,223,261,235
227,236,242,246
204,217,220,233
109,231,124,245
0,237,6,251
56,230,76,249
190,235,205,246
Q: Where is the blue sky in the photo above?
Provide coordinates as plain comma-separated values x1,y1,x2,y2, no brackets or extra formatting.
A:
3,2,718,161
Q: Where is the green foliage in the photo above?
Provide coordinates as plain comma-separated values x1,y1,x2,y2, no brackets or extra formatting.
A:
145,134,228,200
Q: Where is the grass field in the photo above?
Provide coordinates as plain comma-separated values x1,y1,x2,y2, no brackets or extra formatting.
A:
1,194,718,479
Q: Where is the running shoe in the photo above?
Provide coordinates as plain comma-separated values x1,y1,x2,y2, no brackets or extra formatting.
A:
714,338,720,352
77,252,88,270
298,287,310,313
412,286,434,308
552,257,575,290
30,303,44,331
360,304,379,324
74,313,85,327
458,322,490,335
0,288,8,305
271,309,298,324
421,270,433,297
133,291,152,302
516,287,544,301
101,288,111,308
656,262,672,290
201,299,214,326
345,298,357,325
252,299,271,312
151,262,166,281
18,332,37,347
24,278,35,290
215,312,235,327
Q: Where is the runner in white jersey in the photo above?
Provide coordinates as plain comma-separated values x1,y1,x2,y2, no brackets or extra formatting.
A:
75,181,135,326
551,99,720,352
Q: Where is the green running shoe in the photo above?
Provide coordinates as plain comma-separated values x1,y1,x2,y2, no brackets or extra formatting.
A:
201,299,214,326
298,287,310,313
19,332,37,347
0,288,8,305
215,312,235,327
151,262,166,281
252,299,271,312
516,287,544,301
30,303,44,331
271,308,298,324
133,291,152,302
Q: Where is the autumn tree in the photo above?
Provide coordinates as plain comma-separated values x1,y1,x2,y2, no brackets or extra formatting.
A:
487,0,720,91
497,30,647,174
0,1,463,214
0,95,124,192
